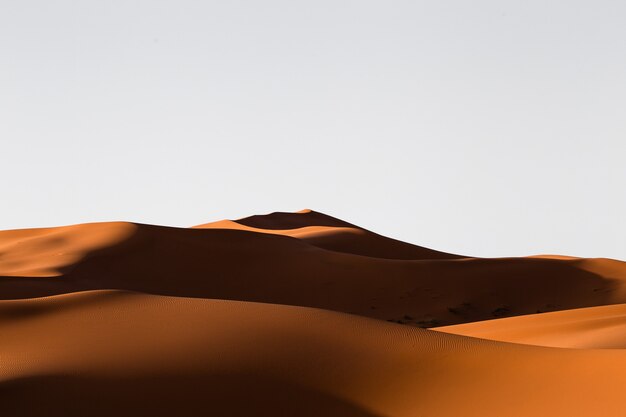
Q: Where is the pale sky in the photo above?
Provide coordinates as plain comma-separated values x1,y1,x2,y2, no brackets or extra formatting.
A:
1,1,625,259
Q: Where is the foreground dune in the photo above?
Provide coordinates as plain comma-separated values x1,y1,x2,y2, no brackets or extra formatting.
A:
3,290,626,417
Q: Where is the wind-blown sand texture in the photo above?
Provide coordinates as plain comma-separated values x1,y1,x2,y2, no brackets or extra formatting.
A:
1,209,626,416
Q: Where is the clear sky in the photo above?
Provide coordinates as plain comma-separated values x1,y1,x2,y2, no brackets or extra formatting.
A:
1,1,625,259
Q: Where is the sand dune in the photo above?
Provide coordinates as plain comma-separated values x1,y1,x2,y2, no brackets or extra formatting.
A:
3,290,626,417
194,209,463,260
1,214,625,326
2,209,626,416
0,222,136,277
435,302,626,348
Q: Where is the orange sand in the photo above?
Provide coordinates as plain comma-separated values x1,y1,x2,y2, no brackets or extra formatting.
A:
435,302,626,348
1,210,625,416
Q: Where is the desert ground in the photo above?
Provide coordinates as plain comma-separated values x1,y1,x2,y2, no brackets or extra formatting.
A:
1,209,625,416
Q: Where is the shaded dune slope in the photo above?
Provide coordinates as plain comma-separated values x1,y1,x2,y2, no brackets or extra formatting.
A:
3,291,626,417
0,213,625,327
194,209,463,260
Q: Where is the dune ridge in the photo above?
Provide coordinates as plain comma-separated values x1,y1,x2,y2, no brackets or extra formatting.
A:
194,209,464,260
1,209,626,416
1,215,625,326
435,302,626,348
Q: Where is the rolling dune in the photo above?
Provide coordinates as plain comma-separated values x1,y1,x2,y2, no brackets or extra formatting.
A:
435,302,626,348
1,209,626,416
3,290,626,417
0,222,137,277
194,209,463,260
0,213,625,326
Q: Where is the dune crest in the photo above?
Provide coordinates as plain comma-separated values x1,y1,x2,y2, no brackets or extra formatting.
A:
0,222,137,277
0,212,625,327
435,302,626,349
194,209,463,260
0,222,623,325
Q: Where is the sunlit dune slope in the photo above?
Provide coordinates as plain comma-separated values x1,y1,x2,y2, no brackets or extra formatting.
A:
2,290,626,417
435,302,626,348
0,222,137,277
1,212,625,326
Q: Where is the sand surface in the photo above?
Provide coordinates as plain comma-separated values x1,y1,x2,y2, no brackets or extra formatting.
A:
435,303,626,348
1,209,626,415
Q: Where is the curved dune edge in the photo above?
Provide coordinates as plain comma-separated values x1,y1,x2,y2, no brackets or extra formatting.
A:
193,209,463,260
3,290,626,417
434,303,626,349
0,211,625,327
0,222,137,277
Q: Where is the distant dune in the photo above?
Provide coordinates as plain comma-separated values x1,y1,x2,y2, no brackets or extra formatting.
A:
435,302,626,348
194,209,463,260
1,210,626,416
